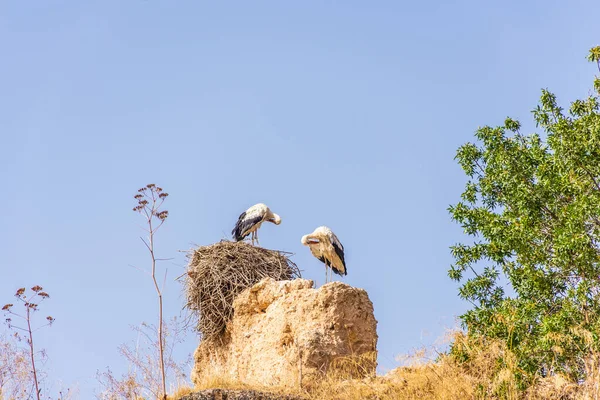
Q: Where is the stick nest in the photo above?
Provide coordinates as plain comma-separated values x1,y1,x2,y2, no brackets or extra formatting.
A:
184,240,300,342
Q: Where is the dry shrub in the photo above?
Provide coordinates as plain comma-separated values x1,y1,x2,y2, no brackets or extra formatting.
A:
97,318,190,400
450,329,600,399
0,335,77,400
306,338,475,400
448,331,520,398
184,241,300,342
525,351,600,400
383,331,600,400
577,354,600,398
0,335,35,400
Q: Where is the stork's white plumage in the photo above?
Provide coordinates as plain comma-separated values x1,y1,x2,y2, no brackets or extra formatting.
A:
301,226,347,283
232,203,281,246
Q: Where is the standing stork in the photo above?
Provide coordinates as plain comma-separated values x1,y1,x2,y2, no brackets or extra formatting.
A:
301,226,347,283
232,203,281,246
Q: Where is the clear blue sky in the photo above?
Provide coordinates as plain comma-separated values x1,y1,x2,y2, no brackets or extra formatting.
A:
1,1,599,397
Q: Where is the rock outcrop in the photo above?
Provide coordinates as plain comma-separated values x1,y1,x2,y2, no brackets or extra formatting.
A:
191,278,378,389
179,389,304,400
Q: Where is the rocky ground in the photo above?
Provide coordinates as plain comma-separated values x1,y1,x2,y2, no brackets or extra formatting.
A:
179,389,304,400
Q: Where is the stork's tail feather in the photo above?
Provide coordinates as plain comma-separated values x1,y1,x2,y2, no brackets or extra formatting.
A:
232,227,244,241
332,266,347,276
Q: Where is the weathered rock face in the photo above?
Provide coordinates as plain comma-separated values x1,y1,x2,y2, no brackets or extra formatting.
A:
179,389,303,400
191,278,378,389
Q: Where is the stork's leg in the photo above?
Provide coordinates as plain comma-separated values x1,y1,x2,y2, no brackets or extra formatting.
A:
255,231,260,247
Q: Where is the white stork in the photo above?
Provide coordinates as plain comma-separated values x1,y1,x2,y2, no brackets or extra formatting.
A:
232,203,281,246
301,226,347,283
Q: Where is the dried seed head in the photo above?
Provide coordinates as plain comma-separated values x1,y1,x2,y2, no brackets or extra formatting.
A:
155,210,169,221
31,285,43,293
15,288,25,296
2,304,12,311
39,292,49,299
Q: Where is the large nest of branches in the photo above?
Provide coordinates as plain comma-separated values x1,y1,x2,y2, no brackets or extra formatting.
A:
184,241,300,342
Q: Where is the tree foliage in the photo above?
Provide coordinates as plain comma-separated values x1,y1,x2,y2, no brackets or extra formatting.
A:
449,46,600,385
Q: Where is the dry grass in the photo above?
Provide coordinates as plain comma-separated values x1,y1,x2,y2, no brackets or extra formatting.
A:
302,345,469,400
193,373,304,399
167,386,194,400
184,241,300,342
190,351,308,399
305,331,600,400
191,354,297,396
184,330,600,400
194,374,256,392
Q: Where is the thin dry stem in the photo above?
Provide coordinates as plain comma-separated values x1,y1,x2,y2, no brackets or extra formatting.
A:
26,305,40,400
133,184,170,400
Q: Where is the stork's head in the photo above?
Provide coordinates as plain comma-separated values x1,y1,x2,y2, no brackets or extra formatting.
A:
268,211,281,225
301,234,312,246
301,226,329,246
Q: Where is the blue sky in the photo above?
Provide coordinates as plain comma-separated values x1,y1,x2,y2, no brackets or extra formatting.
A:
1,1,599,397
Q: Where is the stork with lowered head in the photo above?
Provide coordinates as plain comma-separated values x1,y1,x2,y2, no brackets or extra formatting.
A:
301,226,347,283
232,203,281,246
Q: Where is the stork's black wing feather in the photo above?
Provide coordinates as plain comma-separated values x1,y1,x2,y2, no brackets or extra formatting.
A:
331,237,347,276
232,211,263,241
232,212,246,240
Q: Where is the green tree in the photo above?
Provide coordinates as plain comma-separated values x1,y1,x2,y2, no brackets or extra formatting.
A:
449,46,600,386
